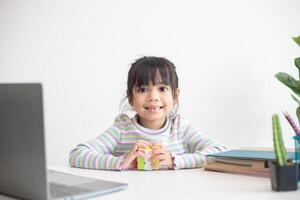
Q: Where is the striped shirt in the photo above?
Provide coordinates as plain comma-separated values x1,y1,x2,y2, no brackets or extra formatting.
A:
69,114,227,170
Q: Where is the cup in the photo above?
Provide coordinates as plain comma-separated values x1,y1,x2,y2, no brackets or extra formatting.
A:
293,135,300,181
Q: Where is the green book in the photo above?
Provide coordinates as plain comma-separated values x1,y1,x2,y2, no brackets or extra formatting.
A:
207,150,294,161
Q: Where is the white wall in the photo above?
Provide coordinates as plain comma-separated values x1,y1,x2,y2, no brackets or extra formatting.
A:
1,0,300,166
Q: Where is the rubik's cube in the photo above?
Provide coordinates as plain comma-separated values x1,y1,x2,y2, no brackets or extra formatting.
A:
137,146,160,170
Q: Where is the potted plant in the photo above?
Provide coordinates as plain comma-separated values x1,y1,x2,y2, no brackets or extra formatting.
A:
275,35,300,182
269,114,298,191
275,35,300,124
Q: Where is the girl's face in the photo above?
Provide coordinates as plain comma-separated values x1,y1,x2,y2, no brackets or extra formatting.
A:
130,82,179,129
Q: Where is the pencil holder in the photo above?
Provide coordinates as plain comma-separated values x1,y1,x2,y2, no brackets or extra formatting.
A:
293,135,300,181
269,161,298,191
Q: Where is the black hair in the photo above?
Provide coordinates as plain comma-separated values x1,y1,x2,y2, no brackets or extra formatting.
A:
126,56,179,102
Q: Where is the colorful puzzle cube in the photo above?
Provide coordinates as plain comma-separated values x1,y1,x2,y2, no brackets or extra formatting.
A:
137,146,161,170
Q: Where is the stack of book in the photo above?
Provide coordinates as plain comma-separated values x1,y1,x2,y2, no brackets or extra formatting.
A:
203,149,295,177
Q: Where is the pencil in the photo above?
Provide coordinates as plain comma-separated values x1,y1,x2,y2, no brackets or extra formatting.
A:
282,111,300,136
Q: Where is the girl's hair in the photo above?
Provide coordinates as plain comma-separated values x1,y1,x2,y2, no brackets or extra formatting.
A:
126,56,179,101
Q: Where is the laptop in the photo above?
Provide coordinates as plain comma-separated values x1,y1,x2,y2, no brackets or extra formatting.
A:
0,83,128,200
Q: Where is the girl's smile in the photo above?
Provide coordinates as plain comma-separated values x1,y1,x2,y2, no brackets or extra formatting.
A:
144,105,164,112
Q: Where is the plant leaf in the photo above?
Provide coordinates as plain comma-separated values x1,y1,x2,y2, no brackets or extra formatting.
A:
291,94,300,105
293,35,300,47
275,72,300,95
295,92,300,99
295,58,300,78
297,106,300,125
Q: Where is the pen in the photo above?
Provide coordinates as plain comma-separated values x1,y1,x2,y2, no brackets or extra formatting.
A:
282,111,300,136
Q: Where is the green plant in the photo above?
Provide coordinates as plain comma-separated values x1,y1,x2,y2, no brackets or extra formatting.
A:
275,35,300,124
272,114,288,166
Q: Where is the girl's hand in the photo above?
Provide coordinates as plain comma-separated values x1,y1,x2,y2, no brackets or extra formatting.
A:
151,143,174,170
119,140,151,170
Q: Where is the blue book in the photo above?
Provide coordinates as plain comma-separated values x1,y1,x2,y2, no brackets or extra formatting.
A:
207,150,294,161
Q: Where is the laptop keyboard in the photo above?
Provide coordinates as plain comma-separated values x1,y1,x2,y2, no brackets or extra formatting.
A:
50,182,92,199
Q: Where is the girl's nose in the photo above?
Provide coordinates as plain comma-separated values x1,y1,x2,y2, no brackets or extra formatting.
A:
147,90,159,102
147,97,159,102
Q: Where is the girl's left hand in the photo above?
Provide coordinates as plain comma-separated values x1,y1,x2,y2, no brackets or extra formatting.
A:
151,143,174,170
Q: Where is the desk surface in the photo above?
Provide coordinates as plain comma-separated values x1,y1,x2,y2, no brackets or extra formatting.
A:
1,165,300,200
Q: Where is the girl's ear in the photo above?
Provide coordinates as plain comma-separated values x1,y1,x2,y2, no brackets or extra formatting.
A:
174,88,180,106
128,96,133,106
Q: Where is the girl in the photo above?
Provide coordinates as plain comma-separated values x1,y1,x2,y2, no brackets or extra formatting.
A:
69,56,227,170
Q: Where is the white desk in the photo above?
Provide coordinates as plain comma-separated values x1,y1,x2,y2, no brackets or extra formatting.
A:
1,165,300,200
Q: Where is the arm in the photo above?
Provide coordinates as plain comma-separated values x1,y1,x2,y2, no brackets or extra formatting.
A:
173,122,228,170
69,115,125,170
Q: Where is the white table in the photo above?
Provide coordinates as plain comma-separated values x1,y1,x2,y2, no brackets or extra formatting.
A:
1,165,300,200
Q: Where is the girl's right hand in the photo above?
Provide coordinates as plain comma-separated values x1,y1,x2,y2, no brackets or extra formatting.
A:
119,140,151,170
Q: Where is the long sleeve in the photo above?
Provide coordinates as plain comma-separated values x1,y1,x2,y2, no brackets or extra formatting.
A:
171,117,228,170
69,115,126,170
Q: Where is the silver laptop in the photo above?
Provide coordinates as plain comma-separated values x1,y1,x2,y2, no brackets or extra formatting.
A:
0,83,128,200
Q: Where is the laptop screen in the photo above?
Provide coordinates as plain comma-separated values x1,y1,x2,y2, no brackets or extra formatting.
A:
0,84,49,200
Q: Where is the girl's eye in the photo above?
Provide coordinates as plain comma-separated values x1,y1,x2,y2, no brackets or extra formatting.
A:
160,86,168,92
138,87,148,93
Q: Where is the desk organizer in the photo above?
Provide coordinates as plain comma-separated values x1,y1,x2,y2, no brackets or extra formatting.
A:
293,135,300,181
